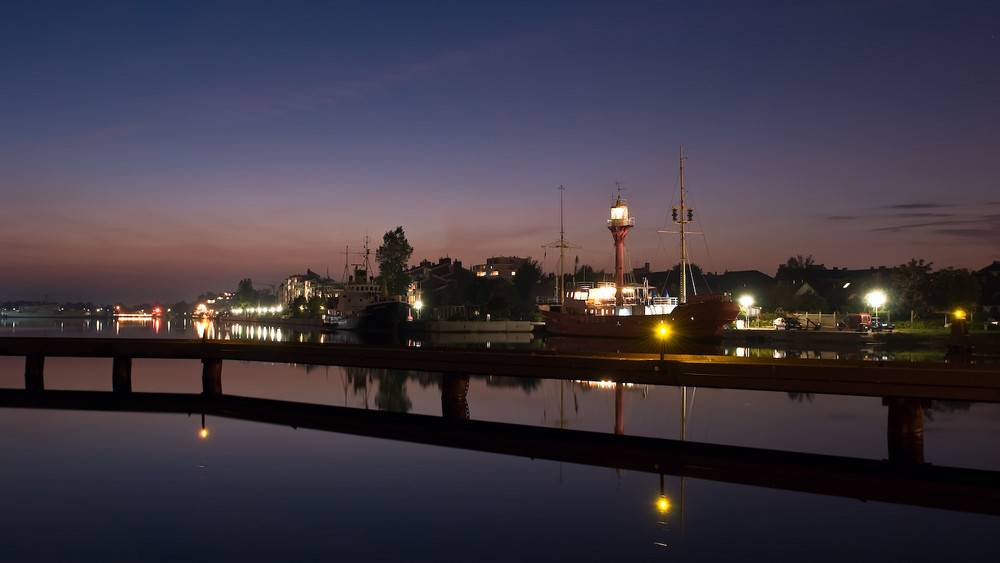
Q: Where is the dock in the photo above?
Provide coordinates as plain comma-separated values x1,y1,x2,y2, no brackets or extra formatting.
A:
1,336,998,403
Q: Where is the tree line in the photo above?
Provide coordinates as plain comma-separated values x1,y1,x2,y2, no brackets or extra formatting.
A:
225,233,996,324
772,255,990,321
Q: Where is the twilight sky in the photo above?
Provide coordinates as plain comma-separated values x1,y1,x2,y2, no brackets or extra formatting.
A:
2,0,998,304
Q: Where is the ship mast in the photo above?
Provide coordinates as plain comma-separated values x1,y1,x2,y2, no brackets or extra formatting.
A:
558,186,567,305
543,186,579,307
672,147,693,304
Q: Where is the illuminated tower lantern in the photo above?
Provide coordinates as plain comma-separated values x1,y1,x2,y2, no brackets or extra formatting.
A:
607,190,634,307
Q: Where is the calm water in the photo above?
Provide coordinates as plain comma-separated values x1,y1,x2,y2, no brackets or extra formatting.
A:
1,319,998,561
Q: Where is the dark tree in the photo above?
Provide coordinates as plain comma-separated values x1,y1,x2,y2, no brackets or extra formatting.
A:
375,226,414,297
171,301,192,315
929,267,980,316
786,254,815,270
576,264,607,282
235,278,259,308
892,259,933,319
289,295,309,318
776,254,821,283
665,262,704,297
513,259,542,302
466,276,517,319
307,295,327,318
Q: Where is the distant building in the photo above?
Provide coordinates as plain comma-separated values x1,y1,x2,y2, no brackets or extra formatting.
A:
408,257,470,318
472,256,529,281
409,258,465,292
714,270,775,299
278,269,341,304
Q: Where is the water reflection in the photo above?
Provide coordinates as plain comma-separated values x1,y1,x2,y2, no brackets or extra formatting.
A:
1,386,996,516
0,348,997,560
3,317,995,364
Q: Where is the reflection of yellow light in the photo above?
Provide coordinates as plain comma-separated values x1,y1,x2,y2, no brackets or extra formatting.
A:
657,495,671,514
200,428,208,439
954,309,966,320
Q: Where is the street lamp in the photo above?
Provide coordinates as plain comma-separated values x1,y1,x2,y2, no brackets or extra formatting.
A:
656,323,670,360
739,295,754,328
866,290,887,322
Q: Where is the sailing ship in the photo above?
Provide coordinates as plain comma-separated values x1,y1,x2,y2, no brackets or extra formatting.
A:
541,149,740,340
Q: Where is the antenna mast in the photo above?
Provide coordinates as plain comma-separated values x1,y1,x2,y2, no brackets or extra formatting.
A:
660,147,698,304
674,148,694,303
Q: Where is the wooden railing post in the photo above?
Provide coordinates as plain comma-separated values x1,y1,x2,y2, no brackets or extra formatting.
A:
202,358,223,395
25,354,44,392
883,396,928,467
112,356,133,393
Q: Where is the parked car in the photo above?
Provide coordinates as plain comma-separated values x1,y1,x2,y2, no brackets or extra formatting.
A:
986,319,999,331
837,313,872,332
773,316,803,330
870,317,895,332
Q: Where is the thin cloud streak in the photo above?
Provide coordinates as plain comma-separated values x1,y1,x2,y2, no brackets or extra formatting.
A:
209,37,522,121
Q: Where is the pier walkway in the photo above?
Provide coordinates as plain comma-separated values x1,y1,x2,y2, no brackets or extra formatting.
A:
0,336,998,402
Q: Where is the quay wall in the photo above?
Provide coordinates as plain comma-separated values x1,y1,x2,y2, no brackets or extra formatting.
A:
420,320,535,333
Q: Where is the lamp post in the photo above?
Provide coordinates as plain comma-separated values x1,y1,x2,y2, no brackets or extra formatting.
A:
657,323,670,361
739,295,754,328
866,290,887,323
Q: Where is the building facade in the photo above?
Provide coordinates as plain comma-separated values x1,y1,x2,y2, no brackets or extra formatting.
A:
472,256,529,281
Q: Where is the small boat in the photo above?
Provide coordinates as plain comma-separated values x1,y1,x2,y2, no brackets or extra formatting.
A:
321,314,352,330
542,148,740,340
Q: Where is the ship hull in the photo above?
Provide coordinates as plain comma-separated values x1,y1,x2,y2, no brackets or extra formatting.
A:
355,301,412,334
542,298,739,340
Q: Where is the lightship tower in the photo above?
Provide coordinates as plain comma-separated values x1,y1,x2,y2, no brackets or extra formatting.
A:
607,184,634,308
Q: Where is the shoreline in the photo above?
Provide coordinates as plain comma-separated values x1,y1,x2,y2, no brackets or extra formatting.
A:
722,327,1000,352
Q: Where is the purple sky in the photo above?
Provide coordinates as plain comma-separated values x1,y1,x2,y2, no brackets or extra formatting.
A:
2,1,998,304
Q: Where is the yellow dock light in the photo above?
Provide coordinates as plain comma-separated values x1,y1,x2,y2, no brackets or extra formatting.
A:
656,323,671,360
